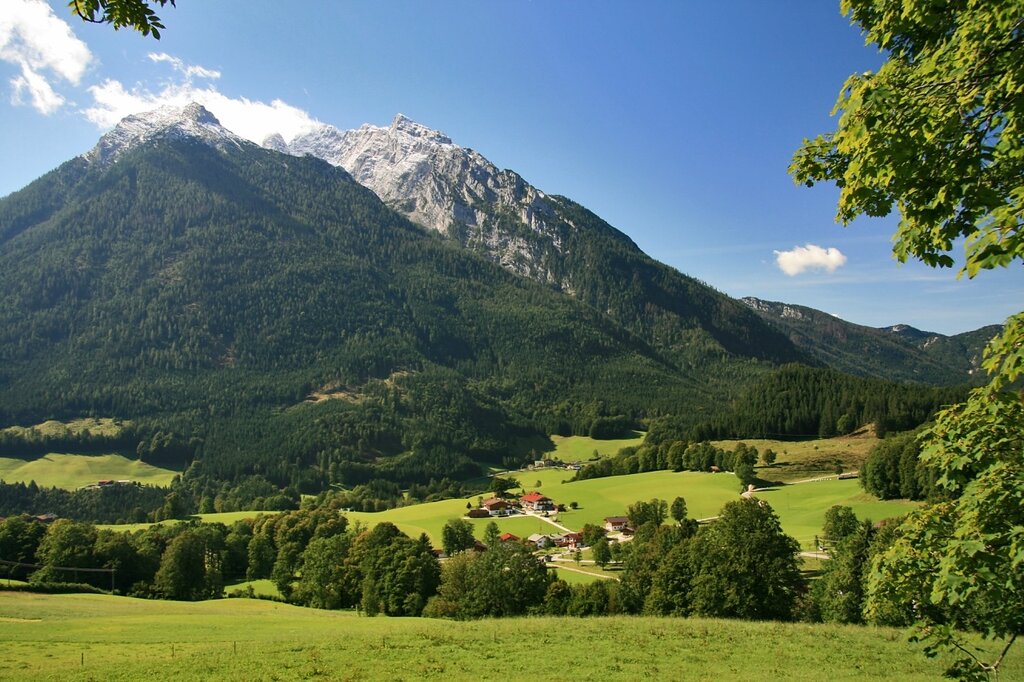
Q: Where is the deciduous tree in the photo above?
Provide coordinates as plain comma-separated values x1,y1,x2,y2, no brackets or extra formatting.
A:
792,2,1024,676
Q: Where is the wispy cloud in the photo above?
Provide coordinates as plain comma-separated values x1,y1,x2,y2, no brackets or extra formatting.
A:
774,244,847,276
2,4,318,142
0,0,93,114
84,75,320,144
147,52,221,80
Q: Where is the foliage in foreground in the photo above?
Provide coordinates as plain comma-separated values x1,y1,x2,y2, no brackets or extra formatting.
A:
792,1,1024,677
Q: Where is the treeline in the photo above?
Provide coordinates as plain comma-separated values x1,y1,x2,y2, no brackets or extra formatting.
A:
0,481,168,524
859,431,941,502
650,365,967,442
0,493,811,625
0,468,930,630
572,440,763,490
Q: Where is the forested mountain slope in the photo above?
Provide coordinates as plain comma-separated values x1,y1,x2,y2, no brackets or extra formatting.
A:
277,115,806,367
0,105,757,489
742,297,996,385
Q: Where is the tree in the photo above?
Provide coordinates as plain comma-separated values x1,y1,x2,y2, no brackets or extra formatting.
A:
154,528,223,600
760,448,777,467
69,0,176,39
669,496,688,526
626,498,667,529
488,476,518,494
431,542,549,619
822,505,859,545
293,533,355,609
592,537,612,568
686,499,803,621
816,519,874,624
482,521,501,548
792,2,1024,676
441,518,475,556
33,519,97,584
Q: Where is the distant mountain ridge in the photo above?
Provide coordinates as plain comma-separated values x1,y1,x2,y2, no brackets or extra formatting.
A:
741,297,997,385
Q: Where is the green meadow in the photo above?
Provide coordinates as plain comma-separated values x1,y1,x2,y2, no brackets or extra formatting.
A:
755,479,920,549
715,430,880,482
97,472,916,555
0,592,1017,681
0,453,179,490
546,431,645,461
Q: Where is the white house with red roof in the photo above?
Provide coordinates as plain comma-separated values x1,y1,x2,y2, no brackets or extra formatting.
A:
519,491,555,512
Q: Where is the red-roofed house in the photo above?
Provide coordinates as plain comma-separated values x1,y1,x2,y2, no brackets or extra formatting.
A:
499,532,519,543
519,492,555,512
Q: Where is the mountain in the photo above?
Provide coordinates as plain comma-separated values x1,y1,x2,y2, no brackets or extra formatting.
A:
741,297,996,385
0,104,739,490
274,115,807,369
0,104,984,498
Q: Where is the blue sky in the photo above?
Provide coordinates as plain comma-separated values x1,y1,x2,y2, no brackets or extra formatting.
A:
1,1,1021,335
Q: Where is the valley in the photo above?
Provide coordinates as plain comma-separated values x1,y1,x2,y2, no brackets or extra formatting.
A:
0,9,1018,675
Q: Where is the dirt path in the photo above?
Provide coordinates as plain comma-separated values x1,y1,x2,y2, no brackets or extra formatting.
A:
550,563,618,581
522,510,573,533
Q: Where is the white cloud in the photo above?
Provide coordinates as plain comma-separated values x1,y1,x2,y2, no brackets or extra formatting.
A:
11,61,63,113
774,244,847,276
0,4,318,143
148,52,221,81
0,0,92,113
84,51,318,144
85,76,320,144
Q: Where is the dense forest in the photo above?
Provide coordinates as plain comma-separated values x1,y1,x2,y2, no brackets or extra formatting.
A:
648,364,968,442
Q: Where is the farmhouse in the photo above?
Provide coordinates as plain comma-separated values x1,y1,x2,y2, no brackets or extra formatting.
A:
519,492,555,512
604,516,630,532
481,498,512,516
466,508,490,519
499,532,519,543
527,533,552,548
553,532,583,549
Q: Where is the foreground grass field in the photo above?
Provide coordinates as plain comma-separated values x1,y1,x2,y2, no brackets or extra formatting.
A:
0,592,1017,681
0,453,179,490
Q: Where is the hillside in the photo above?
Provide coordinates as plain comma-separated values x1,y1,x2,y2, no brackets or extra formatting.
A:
278,115,807,368
742,297,997,385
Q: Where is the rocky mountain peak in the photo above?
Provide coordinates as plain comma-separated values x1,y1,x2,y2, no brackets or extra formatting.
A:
83,102,244,166
273,114,567,287
390,113,453,145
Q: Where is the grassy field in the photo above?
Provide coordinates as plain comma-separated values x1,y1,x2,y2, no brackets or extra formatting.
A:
715,429,881,483
96,472,915,554
1,417,128,439
223,579,281,599
547,431,645,461
0,453,179,490
0,592,1017,681
755,479,920,550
